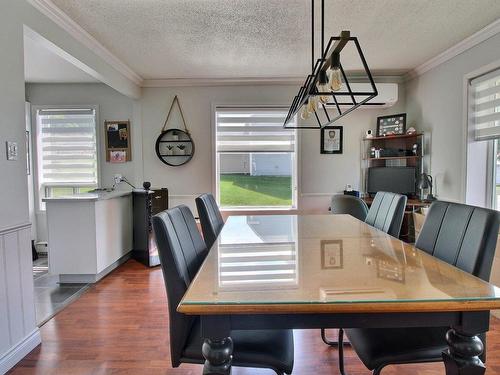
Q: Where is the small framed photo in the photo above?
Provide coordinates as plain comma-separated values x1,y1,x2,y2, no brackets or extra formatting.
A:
376,113,406,137
321,240,343,269
321,126,343,154
110,150,127,163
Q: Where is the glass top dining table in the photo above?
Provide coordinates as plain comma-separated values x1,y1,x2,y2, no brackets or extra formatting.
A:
179,214,500,314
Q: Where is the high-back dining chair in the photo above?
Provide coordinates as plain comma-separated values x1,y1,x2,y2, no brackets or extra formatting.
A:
196,193,224,249
364,191,407,238
330,194,369,221
152,205,294,375
338,201,500,375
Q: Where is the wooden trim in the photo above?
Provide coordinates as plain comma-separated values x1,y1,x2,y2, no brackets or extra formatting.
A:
178,299,500,315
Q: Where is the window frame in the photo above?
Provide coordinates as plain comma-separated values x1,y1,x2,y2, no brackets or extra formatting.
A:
32,105,101,212
213,105,298,211
464,60,500,207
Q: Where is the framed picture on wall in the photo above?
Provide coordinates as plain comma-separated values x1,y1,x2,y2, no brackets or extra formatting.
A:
376,113,406,136
105,120,131,162
320,126,343,154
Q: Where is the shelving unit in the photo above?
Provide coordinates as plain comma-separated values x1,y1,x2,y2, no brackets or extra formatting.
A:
155,129,195,166
361,133,425,199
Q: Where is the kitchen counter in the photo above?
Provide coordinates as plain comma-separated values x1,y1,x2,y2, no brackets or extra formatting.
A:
42,190,131,202
44,190,133,283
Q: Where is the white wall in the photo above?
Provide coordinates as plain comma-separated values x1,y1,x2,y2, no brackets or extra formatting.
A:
0,0,145,371
0,2,40,372
405,33,500,202
140,85,405,212
26,83,141,188
25,83,141,243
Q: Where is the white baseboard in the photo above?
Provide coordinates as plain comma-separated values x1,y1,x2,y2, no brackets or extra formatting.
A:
0,329,41,374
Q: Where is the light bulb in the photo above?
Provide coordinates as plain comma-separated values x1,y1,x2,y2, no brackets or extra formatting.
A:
307,96,318,113
317,70,330,103
329,68,342,91
300,106,310,120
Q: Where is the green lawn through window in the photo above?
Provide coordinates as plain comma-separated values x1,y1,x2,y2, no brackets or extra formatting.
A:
220,174,292,207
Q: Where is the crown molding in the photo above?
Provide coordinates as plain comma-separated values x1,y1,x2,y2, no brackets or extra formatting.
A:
404,18,500,81
27,0,143,86
142,77,304,87
142,74,403,88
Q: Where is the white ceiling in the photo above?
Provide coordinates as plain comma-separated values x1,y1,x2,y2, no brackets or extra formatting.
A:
24,34,97,83
46,0,500,80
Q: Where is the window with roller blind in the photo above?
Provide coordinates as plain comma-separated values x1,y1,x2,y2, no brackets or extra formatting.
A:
215,108,297,209
35,107,99,210
468,67,500,209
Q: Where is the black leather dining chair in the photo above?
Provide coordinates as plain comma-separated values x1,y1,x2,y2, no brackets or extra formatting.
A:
338,201,500,375
152,205,294,375
330,194,369,221
364,191,407,238
196,193,225,249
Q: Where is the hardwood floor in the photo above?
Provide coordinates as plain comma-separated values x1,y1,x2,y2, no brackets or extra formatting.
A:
10,260,500,374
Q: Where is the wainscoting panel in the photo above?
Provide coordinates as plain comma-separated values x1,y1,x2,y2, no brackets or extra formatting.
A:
0,223,40,374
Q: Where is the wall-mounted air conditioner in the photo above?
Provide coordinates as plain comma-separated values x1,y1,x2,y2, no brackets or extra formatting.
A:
335,83,398,108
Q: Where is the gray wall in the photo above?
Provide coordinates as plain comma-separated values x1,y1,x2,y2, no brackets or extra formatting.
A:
25,83,142,242
140,85,405,212
405,33,500,201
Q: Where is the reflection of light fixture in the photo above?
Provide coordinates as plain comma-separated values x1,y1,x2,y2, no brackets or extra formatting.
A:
329,53,342,91
418,173,436,201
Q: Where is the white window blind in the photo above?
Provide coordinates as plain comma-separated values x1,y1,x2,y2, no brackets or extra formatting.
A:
470,68,500,141
36,108,98,187
216,108,295,152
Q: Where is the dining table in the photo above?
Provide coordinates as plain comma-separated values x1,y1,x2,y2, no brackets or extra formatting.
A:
178,214,500,375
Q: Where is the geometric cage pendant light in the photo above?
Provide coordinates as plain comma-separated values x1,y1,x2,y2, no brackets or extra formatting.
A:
284,0,378,129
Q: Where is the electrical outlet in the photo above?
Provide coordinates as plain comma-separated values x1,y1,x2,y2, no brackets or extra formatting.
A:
6,141,18,161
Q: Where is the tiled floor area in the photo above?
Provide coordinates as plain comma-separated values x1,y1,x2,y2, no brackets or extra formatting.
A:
33,255,90,325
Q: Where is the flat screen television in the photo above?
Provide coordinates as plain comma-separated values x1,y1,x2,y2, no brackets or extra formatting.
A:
367,167,416,195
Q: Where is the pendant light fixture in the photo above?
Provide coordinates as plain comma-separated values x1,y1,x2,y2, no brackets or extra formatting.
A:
284,0,378,129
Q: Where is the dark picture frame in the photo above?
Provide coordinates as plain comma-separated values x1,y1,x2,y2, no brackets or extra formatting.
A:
320,126,343,154
321,240,343,269
376,113,407,137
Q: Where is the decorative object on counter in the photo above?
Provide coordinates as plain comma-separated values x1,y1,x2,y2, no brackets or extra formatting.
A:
412,143,419,155
406,126,416,135
365,129,373,138
155,95,195,166
369,146,376,158
283,0,377,129
105,120,131,162
376,113,406,136
321,126,343,154
418,173,436,201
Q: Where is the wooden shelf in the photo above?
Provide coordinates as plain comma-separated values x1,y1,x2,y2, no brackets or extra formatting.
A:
364,155,421,161
363,133,424,141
